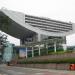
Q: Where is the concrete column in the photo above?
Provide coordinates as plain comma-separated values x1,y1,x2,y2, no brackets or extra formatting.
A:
38,34,41,42
54,42,56,52
46,43,48,54
62,44,67,52
32,47,34,57
20,39,22,45
38,34,41,56
38,45,41,56
46,43,48,49
20,39,24,45
62,36,67,52
26,47,28,58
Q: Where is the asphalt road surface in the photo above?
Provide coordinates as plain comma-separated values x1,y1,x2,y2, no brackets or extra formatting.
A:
0,64,75,75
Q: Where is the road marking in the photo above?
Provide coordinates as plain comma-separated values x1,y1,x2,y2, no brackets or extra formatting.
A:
7,70,25,74
1,65,75,75
35,73,44,75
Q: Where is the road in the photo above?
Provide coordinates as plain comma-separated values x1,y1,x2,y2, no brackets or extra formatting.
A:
0,64,75,75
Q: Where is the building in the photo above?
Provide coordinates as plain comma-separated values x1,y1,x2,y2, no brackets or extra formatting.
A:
0,8,75,58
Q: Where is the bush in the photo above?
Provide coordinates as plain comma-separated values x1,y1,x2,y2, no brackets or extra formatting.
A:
65,50,73,53
17,58,75,64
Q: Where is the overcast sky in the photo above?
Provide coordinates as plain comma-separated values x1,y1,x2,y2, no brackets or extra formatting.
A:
0,0,75,46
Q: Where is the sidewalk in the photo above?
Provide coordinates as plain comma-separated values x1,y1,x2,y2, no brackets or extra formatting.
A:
0,64,75,75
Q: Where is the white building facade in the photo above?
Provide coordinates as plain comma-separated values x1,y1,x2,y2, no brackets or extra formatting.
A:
0,8,75,58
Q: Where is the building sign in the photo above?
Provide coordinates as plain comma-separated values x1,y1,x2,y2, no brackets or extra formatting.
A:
19,48,26,58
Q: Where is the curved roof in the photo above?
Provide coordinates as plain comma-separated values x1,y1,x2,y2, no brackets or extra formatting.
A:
0,8,74,39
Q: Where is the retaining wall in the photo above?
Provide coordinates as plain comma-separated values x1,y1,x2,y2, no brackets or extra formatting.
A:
13,63,70,70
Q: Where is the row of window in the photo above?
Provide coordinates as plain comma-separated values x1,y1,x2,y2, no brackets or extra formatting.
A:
25,22,72,32
25,22,72,31
25,15,72,26
25,15,72,32
25,19,72,29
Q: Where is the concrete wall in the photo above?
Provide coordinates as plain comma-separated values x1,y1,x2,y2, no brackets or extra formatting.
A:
11,53,75,70
21,53,75,62
14,63,70,70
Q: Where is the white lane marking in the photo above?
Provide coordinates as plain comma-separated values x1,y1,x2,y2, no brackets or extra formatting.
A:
7,70,25,74
35,73,44,75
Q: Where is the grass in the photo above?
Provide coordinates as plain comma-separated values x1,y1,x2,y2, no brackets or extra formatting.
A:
48,50,73,55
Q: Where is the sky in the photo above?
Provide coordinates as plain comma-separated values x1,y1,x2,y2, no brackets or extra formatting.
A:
0,0,75,46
